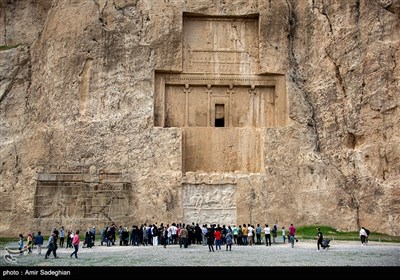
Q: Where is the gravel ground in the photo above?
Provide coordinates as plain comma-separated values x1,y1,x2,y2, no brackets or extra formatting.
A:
1,240,399,267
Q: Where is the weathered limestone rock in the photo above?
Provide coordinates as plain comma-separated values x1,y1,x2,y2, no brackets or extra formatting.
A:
0,0,399,235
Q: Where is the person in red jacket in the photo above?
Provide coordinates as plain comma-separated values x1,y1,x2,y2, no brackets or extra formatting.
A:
214,229,222,250
289,224,296,248
70,230,80,259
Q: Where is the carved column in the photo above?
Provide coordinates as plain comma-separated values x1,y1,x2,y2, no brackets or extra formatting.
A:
184,84,190,127
206,84,212,127
249,85,256,127
259,87,265,127
226,84,235,127
160,75,166,127
266,87,276,127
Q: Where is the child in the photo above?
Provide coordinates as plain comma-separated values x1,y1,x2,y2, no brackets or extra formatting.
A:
27,233,33,253
18,234,24,254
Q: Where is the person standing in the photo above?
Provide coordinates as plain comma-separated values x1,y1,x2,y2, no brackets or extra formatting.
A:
359,227,368,245
180,225,189,248
255,224,262,245
161,225,168,248
142,224,149,246
90,227,96,245
241,224,248,246
232,225,238,245
70,230,80,259
237,225,243,246
110,223,116,245
119,226,124,246
152,224,158,246
247,224,254,246
59,226,65,248
264,224,271,246
226,231,233,251
35,231,44,255
281,227,286,243
214,228,222,250
272,223,278,244
206,227,214,252
289,224,296,248
317,228,323,251
201,224,208,246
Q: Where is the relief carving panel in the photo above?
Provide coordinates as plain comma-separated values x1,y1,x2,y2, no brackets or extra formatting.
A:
183,183,237,225
34,170,132,220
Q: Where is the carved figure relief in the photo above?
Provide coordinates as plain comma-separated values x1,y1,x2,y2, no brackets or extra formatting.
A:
34,169,131,221
183,184,237,225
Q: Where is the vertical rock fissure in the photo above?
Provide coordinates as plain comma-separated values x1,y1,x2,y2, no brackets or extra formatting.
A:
12,142,19,186
287,0,321,153
0,54,29,104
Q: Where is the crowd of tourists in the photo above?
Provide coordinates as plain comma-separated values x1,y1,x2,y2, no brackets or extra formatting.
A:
15,221,370,258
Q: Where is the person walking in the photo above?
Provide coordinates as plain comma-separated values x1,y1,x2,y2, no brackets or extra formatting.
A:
289,224,296,248
45,231,59,259
18,234,24,254
70,230,80,259
27,233,33,254
317,228,323,251
364,228,370,245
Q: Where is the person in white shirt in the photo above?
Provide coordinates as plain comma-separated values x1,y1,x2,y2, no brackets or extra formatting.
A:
264,224,271,246
247,224,254,246
201,224,208,246
359,227,368,245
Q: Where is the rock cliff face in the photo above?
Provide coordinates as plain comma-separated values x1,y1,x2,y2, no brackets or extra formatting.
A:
0,0,399,235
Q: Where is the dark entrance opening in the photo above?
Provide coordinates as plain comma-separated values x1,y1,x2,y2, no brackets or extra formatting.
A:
215,104,225,127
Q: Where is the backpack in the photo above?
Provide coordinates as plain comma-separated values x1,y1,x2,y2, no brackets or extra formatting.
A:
365,229,370,236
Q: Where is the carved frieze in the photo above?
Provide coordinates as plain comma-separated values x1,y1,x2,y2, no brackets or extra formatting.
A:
183,183,237,225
